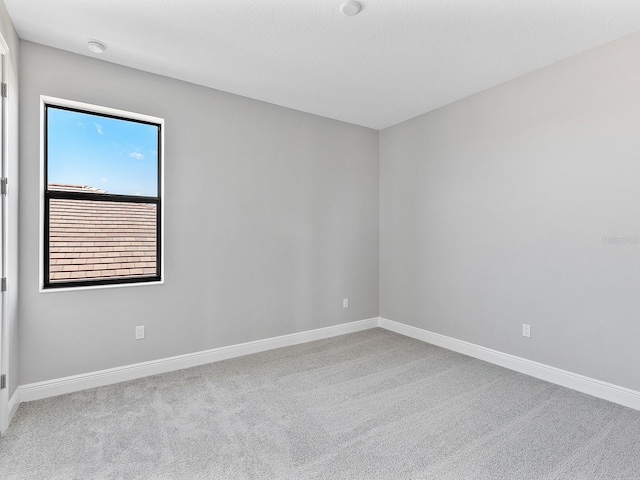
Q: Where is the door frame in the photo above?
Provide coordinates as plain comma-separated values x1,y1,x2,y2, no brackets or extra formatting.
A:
0,31,9,435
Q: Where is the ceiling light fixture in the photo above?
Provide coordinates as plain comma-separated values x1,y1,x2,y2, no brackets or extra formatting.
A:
87,40,106,54
340,1,362,17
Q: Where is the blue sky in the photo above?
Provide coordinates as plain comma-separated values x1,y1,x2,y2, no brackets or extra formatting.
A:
47,108,159,197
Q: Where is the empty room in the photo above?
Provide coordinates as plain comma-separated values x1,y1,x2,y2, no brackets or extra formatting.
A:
0,1,639,478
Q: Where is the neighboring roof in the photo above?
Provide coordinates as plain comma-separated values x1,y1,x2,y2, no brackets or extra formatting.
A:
48,184,157,282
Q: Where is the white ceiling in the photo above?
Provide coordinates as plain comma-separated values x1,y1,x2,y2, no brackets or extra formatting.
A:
5,0,640,129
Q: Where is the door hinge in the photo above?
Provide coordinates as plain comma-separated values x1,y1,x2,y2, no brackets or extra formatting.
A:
0,375,6,390
1,177,7,196
1,277,6,292
1,83,6,98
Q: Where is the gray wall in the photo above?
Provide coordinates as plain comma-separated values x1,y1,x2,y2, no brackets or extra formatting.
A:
17,28,640,393
19,42,379,385
0,0,19,400
380,31,640,391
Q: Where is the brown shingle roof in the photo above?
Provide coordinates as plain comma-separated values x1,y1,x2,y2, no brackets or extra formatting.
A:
48,184,157,282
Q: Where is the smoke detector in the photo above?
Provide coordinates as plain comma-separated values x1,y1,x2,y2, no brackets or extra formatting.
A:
340,1,362,16
87,41,106,54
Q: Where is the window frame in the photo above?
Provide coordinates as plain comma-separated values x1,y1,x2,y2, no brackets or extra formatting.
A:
40,96,165,291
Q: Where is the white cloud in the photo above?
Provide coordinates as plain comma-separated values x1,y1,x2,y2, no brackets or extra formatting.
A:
93,122,103,135
129,152,144,160
101,177,108,183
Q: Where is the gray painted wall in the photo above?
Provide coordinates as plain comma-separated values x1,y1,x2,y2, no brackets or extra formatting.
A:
19,42,379,385
15,28,640,395
380,31,640,391
0,0,19,400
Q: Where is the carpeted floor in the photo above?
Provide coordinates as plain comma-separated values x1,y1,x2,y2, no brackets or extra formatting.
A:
1,328,639,479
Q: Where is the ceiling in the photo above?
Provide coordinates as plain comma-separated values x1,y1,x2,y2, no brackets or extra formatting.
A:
5,0,640,130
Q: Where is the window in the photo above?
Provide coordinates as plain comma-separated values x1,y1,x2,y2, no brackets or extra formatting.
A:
41,97,163,290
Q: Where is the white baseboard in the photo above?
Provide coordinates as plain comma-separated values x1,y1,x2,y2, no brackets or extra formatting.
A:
379,317,640,411
8,388,20,424
14,315,640,421
19,317,379,403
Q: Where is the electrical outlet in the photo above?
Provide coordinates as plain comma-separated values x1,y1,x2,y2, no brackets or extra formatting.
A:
135,325,145,340
522,324,531,338
343,298,349,308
